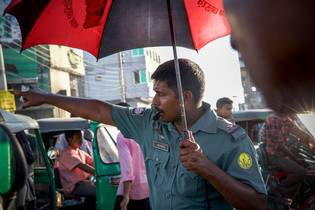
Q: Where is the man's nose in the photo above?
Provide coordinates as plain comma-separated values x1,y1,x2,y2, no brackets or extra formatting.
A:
152,95,159,107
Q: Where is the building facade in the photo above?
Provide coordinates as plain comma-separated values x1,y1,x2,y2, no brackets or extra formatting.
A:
239,54,266,110
0,11,85,118
84,48,161,107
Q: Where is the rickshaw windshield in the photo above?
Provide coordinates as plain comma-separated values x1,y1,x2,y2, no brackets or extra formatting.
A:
25,129,46,168
96,126,119,164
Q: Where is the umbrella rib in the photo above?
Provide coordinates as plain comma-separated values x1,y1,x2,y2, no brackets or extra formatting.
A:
97,0,114,60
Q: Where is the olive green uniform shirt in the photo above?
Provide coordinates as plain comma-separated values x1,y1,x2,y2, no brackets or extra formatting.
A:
112,103,266,210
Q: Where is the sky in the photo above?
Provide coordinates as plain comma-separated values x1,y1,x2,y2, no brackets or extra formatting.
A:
155,35,244,110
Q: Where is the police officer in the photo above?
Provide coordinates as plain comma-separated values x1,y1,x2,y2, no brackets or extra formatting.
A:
15,59,267,210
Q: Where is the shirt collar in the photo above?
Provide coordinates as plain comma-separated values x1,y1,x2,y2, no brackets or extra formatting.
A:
165,102,217,134
190,102,217,134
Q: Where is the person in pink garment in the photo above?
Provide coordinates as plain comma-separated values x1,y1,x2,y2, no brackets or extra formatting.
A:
58,130,95,198
115,132,151,210
114,102,151,210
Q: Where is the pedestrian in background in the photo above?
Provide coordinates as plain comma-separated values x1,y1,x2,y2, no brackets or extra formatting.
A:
216,97,234,122
114,102,150,210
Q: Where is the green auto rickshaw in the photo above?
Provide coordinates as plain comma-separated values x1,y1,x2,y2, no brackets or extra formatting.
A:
0,109,121,210
0,109,52,210
37,118,121,210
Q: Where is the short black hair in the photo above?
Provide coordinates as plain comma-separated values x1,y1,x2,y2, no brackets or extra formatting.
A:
216,97,233,109
151,59,205,104
64,130,81,143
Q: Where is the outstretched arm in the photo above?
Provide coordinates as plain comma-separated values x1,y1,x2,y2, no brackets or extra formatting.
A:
14,89,114,125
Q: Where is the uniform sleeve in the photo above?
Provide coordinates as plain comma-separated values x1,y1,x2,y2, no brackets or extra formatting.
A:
117,134,135,182
111,105,153,144
223,136,267,195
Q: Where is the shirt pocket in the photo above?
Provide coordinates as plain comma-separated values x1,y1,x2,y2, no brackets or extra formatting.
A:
151,149,170,185
176,164,203,196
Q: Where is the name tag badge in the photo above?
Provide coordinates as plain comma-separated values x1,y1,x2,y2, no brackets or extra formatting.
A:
153,141,169,152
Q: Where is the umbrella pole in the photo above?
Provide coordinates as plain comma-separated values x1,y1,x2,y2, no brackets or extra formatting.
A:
167,0,188,138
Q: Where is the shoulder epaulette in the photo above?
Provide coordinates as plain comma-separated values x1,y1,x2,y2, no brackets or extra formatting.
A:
216,117,247,141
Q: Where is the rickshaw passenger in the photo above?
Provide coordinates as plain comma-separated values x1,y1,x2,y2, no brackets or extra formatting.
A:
58,130,95,198
55,130,92,155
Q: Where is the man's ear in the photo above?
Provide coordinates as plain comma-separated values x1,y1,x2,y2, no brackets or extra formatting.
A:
183,90,193,103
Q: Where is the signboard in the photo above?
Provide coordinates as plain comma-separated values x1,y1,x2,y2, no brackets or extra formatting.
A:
50,46,84,75
3,47,38,80
0,90,16,112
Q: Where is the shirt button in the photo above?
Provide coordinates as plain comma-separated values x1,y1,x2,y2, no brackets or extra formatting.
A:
155,157,159,162
166,193,171,199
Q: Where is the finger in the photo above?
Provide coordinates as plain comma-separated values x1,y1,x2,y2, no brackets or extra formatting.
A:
8,89,15,95
120,203,127,210
188,131,196,143
180,155,197,165
22,100,31,109
180,141,199,153
187,132,202,152
179,140,192,148
13,90,22,96
194,143,201,152
179,147,191,156
180,155,189,163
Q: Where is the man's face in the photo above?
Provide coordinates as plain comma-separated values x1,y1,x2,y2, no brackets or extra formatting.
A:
217,104,233,119
224,0,315,113
68,132,83,149
152,80,181,123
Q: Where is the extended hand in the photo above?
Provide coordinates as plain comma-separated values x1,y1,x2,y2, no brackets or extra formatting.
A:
179,131,210,176
120,195,130,210
13,89,47,109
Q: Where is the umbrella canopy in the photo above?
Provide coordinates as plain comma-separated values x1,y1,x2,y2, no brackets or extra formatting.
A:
5,0,230,134
5,0,230,58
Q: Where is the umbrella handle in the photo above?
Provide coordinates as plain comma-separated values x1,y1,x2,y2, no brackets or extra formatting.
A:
167,0,189,136
183,130,189,141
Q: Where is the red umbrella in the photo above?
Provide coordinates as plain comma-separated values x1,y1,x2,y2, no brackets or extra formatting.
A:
5,0,230,134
